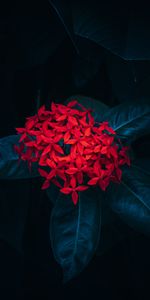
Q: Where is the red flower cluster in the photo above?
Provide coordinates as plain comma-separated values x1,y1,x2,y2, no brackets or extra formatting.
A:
14,100,130,204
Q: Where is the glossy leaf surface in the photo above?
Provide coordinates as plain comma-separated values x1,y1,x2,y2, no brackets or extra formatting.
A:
50,188,101,282
101,103,150,142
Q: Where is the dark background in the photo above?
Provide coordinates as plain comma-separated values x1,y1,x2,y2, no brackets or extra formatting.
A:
0,1,150,299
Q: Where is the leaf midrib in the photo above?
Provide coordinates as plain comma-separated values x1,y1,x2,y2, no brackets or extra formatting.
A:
72,195,81,258
113,111,150,132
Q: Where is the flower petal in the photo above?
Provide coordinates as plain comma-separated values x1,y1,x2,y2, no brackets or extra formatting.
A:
41,180,50,190
68,116,78,126
88,178,99,185
76,185,88,192
72,191,78,205
77,172,83,184
66,168,78,175
60,187,72,194
70,176,76,188
38,168,48,178
42,145,51,157
67,100,78,108
64,131,71,143
53,144,64,154
47,169,56,180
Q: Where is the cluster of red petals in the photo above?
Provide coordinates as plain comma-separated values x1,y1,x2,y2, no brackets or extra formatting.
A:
14,100,130,205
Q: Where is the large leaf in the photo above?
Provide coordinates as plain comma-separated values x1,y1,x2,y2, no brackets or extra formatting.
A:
50,187,101,282
101,103,150,142
106,160,150,235
0,135,39,179
72,0,150,60
72,0,128,59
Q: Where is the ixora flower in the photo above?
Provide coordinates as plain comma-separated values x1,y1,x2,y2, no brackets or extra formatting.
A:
14,100,130,205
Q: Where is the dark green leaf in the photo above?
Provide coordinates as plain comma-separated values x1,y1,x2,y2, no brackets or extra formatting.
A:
72,0,150,60
106,160,150,235
50,188,101,282
72,0,128,58
101,103,150,142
